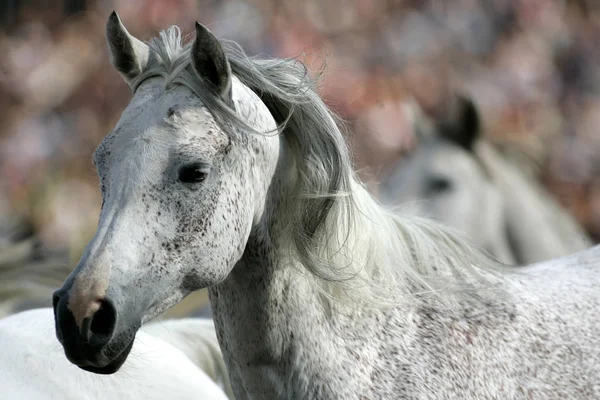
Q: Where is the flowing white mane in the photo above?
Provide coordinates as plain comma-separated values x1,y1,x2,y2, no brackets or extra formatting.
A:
135,26,508,307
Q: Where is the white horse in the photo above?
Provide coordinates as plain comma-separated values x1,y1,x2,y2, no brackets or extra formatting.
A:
52,12,600,399
0,308,232,399
380,96,592,264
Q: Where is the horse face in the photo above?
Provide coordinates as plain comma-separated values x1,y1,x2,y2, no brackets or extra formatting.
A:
380,139,503,247
380,95,512,260
53,13,279,374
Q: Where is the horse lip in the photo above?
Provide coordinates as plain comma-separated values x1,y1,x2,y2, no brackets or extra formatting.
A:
72,337,135,375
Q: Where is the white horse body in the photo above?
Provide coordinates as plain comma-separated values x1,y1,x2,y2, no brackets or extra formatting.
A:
142,317,233,397
0,308,231,400
49,14,600,400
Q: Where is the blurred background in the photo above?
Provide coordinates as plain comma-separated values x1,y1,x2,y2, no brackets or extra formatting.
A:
1,0,599,266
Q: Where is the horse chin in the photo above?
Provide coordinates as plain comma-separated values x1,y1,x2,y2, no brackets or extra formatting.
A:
77,337,135,375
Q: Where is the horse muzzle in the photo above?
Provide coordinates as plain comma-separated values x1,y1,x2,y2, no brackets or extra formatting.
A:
52,287,137,374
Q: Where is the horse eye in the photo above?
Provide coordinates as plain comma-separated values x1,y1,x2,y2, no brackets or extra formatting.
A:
426,176,452,194
178,164,208,184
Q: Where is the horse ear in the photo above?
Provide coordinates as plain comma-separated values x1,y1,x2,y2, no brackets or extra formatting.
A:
106,11,151,86
404,97,437,143
439,95,480,151
191,22,232,102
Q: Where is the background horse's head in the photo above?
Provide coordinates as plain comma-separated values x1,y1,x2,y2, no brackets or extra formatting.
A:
380,94,592,265
379,96,513,262
53,13,281,374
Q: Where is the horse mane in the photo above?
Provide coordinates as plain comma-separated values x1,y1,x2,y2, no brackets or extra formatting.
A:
135,26,508,307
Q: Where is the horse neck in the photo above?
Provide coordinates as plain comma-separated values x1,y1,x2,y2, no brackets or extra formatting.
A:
208,219,328,397
477,142,590,263
205,137,319,389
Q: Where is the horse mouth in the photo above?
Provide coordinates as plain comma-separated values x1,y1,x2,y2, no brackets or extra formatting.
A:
75,338,135,375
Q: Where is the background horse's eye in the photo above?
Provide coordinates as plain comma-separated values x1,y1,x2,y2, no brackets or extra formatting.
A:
425,176,452,195
178,164,208,184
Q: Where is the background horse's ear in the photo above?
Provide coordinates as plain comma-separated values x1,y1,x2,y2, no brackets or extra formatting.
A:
405,97,437,143
106,11,151,87
438,95,480,151
191,22,232,102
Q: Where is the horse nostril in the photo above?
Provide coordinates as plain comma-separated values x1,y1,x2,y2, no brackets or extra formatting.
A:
81,299,117,346
91,300,116,336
